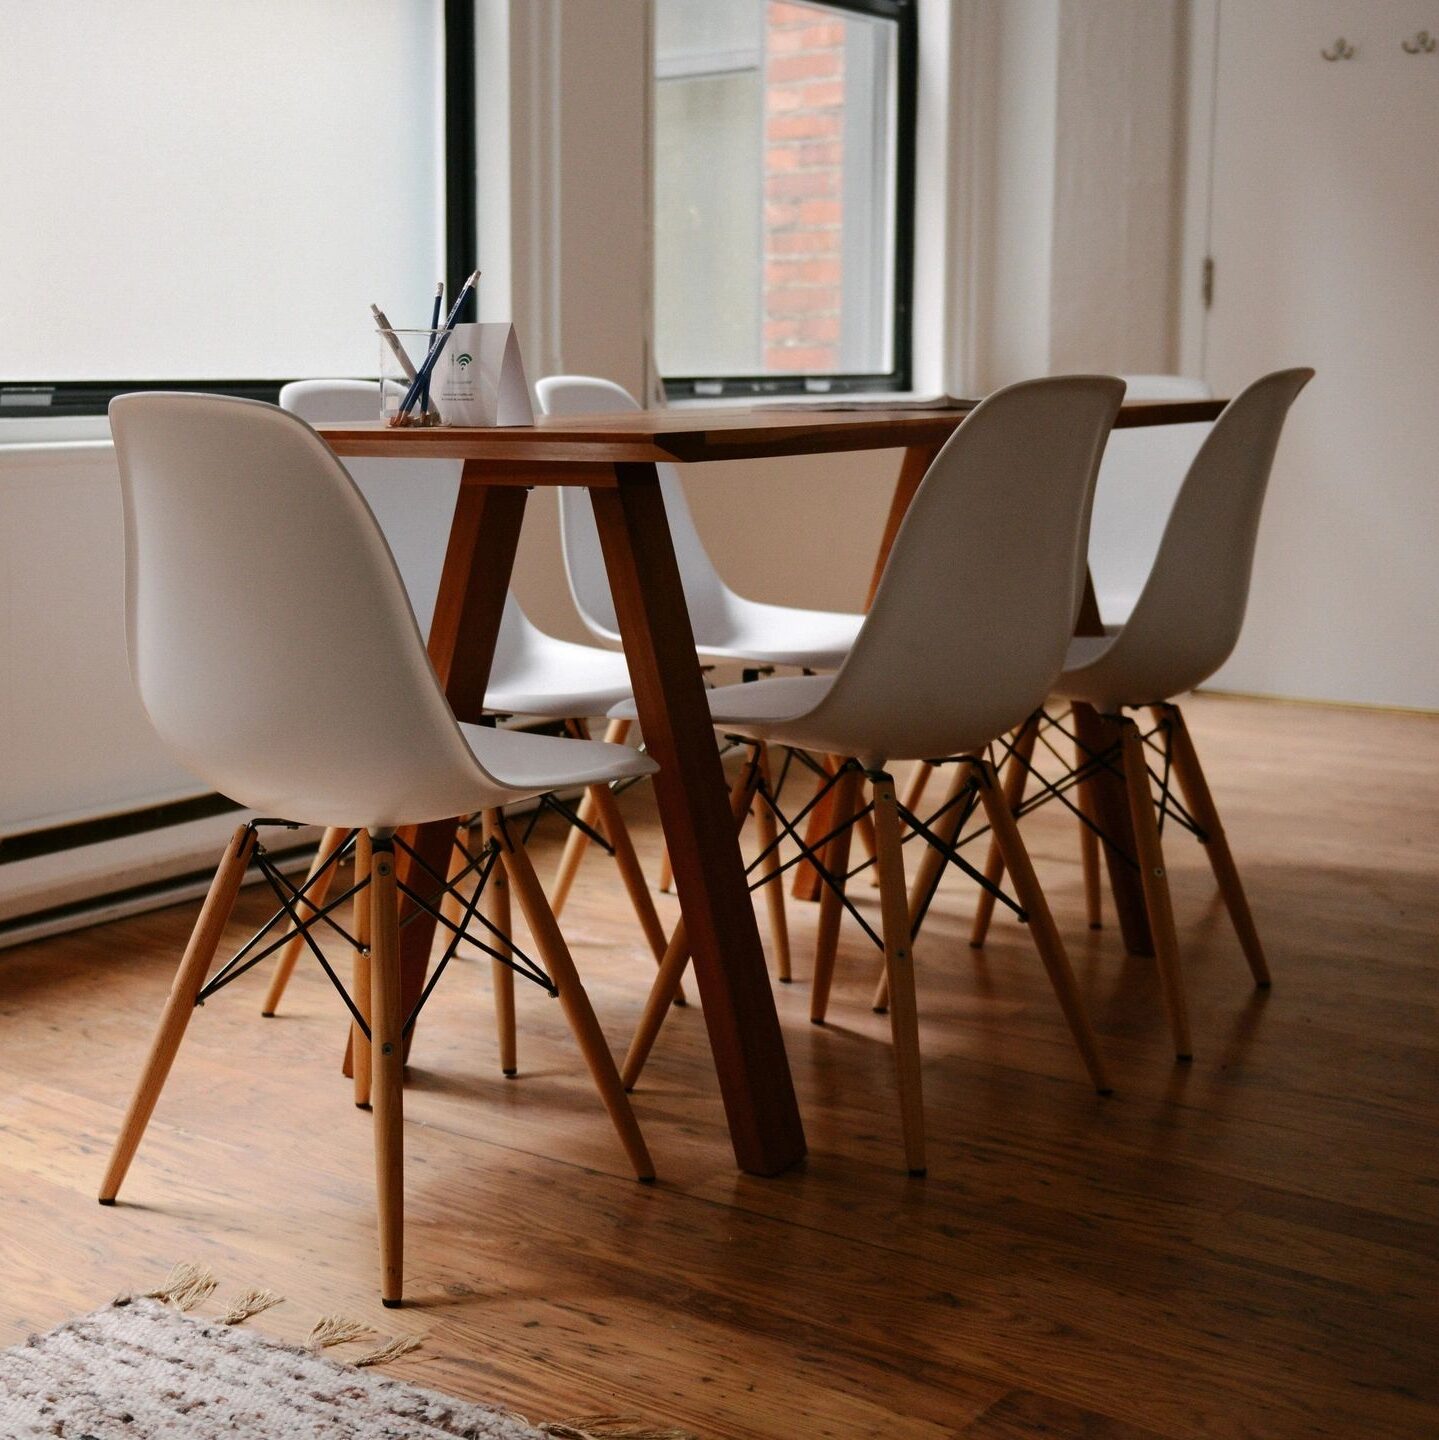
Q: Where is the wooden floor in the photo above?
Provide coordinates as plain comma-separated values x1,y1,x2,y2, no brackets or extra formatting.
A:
1,694,1436,1438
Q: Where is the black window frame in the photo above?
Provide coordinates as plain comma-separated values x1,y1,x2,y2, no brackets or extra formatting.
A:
660,0,917,401
0,0,478,421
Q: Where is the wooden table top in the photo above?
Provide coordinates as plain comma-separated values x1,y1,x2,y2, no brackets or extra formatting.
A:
317,398,1225,466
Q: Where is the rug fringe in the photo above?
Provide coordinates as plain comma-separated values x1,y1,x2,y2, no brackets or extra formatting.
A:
308,1314,376,1349
541,1418,696,1439
217,1287,284,1325
144,1262,218,1313
352,1332,425,1368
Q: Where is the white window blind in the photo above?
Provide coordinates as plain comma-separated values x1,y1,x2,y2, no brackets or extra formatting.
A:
0,1,444,382
654,0,902,385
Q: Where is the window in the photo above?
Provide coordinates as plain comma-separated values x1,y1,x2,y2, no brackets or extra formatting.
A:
654,0,916,398
0,0,477,417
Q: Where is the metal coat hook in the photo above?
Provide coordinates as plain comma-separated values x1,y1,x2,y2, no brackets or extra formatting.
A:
1401,30,1436,53
1321,37,1356,60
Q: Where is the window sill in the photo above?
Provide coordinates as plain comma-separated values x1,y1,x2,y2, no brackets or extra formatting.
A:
0,415,112,446
665,390,929,411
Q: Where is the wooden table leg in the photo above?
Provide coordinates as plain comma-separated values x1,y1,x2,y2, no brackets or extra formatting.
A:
345,473,531,1077
592,465,806,1176
867,443,944,607
793,442,942,902
1072,577,1155,957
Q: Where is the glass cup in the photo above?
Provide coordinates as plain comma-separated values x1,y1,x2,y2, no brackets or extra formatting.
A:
377,327,449,426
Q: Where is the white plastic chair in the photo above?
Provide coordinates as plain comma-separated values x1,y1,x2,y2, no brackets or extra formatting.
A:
99,392,656,1307
261,381,673,1042
1089,375,1216,628
612,376,1127,1174
1049,367,1314,1053
966,369,1314,1062
535,375,866,669
538,373,814,961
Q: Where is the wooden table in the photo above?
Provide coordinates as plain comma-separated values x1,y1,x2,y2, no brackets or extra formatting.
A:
318,397,1222,1176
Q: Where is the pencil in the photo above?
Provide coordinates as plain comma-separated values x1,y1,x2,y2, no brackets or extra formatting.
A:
371,304,416,380
420,280,443,415
394,269,480,422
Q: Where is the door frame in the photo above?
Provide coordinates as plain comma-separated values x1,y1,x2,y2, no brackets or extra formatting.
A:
1178,0,1220,380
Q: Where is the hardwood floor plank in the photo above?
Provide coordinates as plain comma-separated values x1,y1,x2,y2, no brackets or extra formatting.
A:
0,694,1435,1439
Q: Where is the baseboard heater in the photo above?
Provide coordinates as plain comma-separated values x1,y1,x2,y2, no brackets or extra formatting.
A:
0,793,315,952
0,789,548,953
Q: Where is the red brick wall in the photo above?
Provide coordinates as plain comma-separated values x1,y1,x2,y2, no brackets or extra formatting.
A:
763,2,846,373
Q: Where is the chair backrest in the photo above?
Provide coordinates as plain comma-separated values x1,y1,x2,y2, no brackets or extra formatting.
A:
809,376,1126,762
1099,367,1314,693
278,379,458,636
1088,374,1215,625
109,392,489,820
279,379,539,686
533,374,733,644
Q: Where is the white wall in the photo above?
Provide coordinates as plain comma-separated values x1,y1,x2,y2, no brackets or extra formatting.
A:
485,0,928,641
967,0,1186,385
494,0,1188,639
1180,0,1439,711
0,444,203,834
4,0,1432,931
0,442,267,934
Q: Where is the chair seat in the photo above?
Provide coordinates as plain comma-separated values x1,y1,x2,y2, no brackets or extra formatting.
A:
485,633,635,719
463,722,656,796
260,723,656,833
696,598,864,671
615,673,898,763
1060,627,1120,673
1052,627,1125,706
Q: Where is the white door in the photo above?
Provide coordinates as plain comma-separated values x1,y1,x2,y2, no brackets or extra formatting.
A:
1198,0,1439,709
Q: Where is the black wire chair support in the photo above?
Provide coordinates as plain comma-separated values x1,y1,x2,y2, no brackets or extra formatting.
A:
732,743,1028,957
1020,705,1207,852
193,816,558,1047
197,825,362,1006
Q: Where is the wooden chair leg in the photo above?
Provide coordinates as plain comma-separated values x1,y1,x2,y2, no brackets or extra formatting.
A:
588,780,668,962
970,715,1039,949
620,754,762,1091
1154,704,1271,988
352,832,373,1109
900,760,935,827
441,819,475,931
792,755,842,902
811,765,864,1025
621,919,691,1091
1119,719,1193,1060
562,717,686,1005
971,761,1112,1094
871,772,927,1176
1077,736,1104,930
656,842,675,895
907,765,974,938
871,959,892,1014
877,758,933,891
100,824,256,1204
260,825,347,1016
549,717,617,918
874,763,976,1012
754,744,792,982
550,791,598,918
481,813,519,1076
368,839,405,1307
853,807,879,867
495,818,654,1181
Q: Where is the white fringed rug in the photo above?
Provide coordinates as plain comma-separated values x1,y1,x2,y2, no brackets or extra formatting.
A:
0,1297,547,1439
